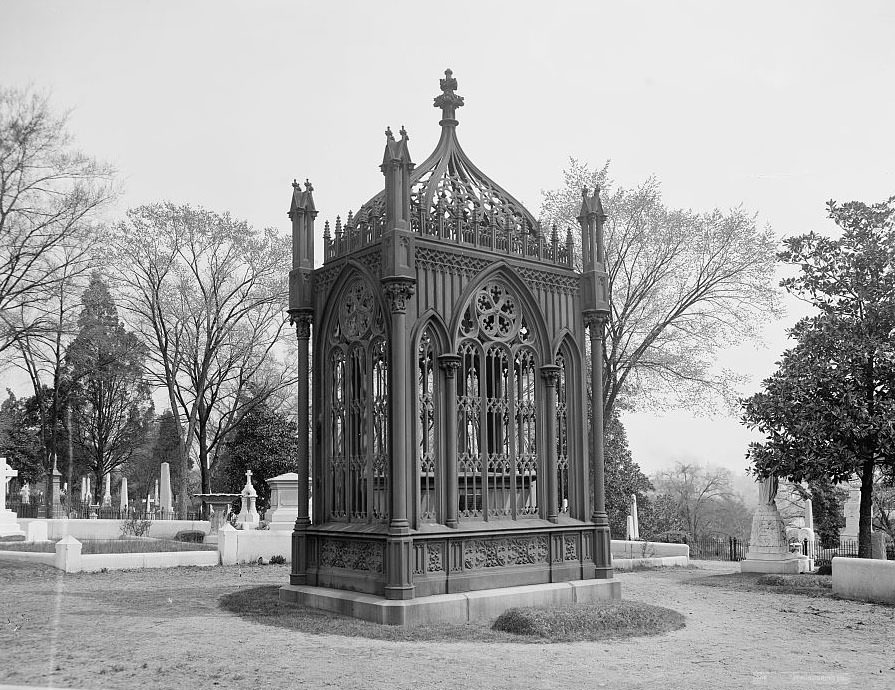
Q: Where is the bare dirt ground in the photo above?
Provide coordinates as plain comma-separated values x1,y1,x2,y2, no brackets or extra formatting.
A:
1,559,893,690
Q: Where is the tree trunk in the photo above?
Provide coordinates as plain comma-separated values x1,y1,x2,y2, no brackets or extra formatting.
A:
858,457,875,558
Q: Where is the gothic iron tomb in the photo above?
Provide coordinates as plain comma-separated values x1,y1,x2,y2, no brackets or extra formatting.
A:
280,70,619,623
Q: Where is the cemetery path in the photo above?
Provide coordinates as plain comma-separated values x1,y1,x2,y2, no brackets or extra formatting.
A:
1,559,894,690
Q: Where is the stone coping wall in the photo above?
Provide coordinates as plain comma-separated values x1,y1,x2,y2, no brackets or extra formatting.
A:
218,526,292,565
832,556,895,605
612,556,689,570
19,518,211,541
610,540,690,558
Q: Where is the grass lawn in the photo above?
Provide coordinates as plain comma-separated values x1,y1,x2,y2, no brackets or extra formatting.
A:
0,539,216,554
220,585,685,642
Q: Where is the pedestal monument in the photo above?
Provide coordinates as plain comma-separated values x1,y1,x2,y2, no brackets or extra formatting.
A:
0,459,25,538
741,476,803,574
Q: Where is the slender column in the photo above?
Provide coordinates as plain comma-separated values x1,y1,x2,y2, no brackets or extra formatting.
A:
383,279,416,600
290,312,312,585
438,354,461,529
585,311,613,578
540,364,561,524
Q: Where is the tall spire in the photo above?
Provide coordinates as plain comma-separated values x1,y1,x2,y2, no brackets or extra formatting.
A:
433,68,465,126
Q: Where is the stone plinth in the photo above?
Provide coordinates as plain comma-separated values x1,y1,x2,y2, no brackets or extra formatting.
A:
741,502,802,574
267,472,298,531
0,458,25,538
280,579,621,626
195,493,240,544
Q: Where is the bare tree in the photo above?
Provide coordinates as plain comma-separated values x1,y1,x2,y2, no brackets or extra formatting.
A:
653,461,736,541
541,160,781,417
106,203,294,510
0,86,113,354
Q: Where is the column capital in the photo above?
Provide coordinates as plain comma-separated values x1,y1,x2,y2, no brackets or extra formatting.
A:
540,363,561,387
438,353,461,376
289,310,313,339
583,310,608,335
382,278,416,314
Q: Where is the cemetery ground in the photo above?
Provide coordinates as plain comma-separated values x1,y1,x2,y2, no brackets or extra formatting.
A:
2,561,894,690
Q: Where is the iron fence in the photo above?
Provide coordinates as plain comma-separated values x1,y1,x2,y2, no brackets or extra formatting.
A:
5,498,201,521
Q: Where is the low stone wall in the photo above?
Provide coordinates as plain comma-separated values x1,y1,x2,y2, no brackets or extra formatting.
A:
610,540,690,559
613,556,690,570
19,518,211,541
76,551,219,573
832,556,895,605
218,526,292,565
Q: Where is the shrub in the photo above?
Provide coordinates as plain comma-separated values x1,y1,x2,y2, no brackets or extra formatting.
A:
492,601,685,641
120,515,152,537
174,530,205,543
816,564,832,576
269,554,286,565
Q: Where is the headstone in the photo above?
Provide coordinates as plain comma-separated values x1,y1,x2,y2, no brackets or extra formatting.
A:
236,469,260,529
154,479,159,511
86,476,91,502
625,514,635,541
741,476,802,574
26,520,49,542
0,458,25,538
102,474,112,507
630,494,640,540
159,462,173,518
119,477,129,511
49,466,62,518
804,498,814,530
20,482,31,502
80,476,87,501
841,485,861,539
871,532,887,560
267,472,299,531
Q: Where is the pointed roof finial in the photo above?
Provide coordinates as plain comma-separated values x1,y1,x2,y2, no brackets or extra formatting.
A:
399,125,408,140
434,68,465,126
305,179,314,192
385,126,394,140
293,178,300,188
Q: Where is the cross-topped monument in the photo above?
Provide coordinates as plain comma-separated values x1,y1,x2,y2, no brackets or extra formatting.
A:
0,458,25,538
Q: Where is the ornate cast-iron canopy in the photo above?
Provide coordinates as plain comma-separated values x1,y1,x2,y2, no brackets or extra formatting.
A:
322,70,571,266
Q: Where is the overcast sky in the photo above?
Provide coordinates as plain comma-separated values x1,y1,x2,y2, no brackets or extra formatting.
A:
2,1,894,482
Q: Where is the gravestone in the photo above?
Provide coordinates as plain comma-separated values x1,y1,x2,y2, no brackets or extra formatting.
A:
119,476,129,511
236,469,260,529
0,458,25,538
630,494,640,540
267,472,299,531
741,476,802,574
159,462,173,518
102,474,112,507
841,486,861,540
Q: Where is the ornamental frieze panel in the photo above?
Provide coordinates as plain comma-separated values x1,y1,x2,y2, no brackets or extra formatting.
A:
319,538,384,573
460,535,549,570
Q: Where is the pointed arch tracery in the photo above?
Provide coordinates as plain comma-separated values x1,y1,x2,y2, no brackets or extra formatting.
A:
456,280,539,520
325,275,389,522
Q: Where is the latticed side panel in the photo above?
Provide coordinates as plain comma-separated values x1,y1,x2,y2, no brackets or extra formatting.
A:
485,345,511,519
417,328,438,522
515,347,538,517
371,339,389,520
457,340,482,518
347,346,368,521
556,352,570,514
330,350,347,519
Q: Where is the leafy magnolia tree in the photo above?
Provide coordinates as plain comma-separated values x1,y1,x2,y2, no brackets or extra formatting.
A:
215,398,299,514
541,160,780,417
0,86,112,354
742,196,895,558
603,409,653,537
652,461,736,541
810,478,848,548
66,272,152,502
107,204,294,509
